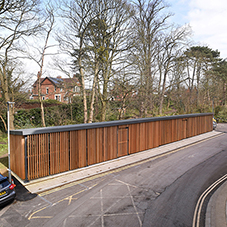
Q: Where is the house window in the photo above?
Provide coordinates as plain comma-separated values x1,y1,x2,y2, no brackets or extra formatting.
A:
46,88,49,94
73,86,80,92
42,96,45,100
60,88,63,92
55,94,61,102
54,86,56,92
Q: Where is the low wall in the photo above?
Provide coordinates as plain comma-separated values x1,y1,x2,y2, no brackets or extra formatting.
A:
10,113,213,181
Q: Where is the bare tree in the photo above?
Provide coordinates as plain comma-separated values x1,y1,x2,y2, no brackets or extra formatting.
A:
131,0,171,117
57,0,133,122
0,0,43,129
28,3,55,127
88,0,133,122
111,69,137,120
183,46,220,112
56,0,97,123
157,25,191,115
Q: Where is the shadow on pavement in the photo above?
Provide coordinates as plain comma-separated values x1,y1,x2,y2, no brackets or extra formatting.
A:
13,176,37,201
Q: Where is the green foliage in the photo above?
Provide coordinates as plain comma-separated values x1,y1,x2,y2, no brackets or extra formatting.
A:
0,132,7,157
214,106,227,122
14,101,84,129
195,105,212,114
215,106,221,115
0,114,7,132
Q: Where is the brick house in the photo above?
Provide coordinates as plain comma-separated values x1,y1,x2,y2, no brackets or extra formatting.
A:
31,74,81,103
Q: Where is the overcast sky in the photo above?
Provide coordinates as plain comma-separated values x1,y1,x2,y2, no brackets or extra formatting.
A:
168,0,227,58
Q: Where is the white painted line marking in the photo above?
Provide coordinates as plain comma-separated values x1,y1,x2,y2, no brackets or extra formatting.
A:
101,189,104,227
192,174,227,227
127,184,142,227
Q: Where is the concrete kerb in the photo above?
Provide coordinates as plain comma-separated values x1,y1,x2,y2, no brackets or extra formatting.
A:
12,130,223,194
205,181,227,227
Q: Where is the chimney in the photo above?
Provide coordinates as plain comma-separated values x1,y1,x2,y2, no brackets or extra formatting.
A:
57,76,62,79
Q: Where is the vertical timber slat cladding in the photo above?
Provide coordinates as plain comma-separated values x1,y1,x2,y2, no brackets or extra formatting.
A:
41,134,49,177
28,135,34,179
187,117,195,137
146,122,153,149
70,131,78,170
103,127,108,162
183,118,187,139
154,121,160,148
60,132,69,173
129,123,140,154
87,129,96,165
107,126,117,160
200,116,204,134
160,120,173,145
96,128,104,163
117,125,128,157
139,123,146,151
70,130,87,169
31,135,35,179
10,113,213,181
27,134,49,179
204,116,207,132
10,135,25,180
195,117,199,135
77,129,87,168
35,135,39,178
50,132,60,175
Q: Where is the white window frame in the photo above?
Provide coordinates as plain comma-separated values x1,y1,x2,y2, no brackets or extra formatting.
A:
55,94,61,102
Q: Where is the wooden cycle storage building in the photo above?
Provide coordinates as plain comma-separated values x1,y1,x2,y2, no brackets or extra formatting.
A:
10,113,213,182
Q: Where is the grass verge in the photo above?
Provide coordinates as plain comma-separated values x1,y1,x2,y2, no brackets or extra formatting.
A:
0,157,8,177
0,133,8,176
0,132,8,157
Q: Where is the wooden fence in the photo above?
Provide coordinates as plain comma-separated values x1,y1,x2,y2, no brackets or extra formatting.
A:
10,113,213,181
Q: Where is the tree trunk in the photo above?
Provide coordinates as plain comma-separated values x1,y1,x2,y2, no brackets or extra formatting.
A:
81,73,87,123
37,72,46,127
40,101,45,127
101,101,107,122
159,71,167,115
0,114,7,131
101,81,107,122
9,106,14,130
119,97,126,120
1,66,15,129
78,53,87,123
88,64,98,123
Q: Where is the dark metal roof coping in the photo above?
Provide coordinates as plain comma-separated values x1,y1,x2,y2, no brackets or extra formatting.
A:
10,113,213,136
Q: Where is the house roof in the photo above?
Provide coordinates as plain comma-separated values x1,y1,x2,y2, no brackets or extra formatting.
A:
49,77,64,86
32,78,45,87
33,76,80,88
